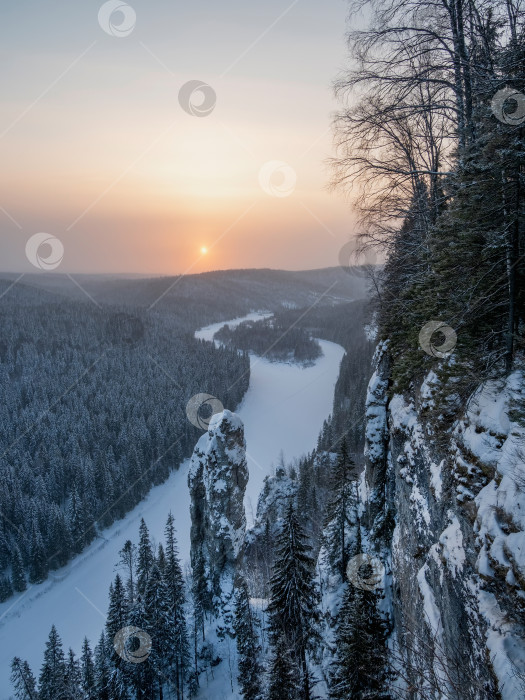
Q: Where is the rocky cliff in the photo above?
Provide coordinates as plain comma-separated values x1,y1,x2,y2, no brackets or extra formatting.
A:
188,409,249,617
362,343,525,699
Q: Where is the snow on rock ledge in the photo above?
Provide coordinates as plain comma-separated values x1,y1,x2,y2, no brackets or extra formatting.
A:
188,410,249,615
362,346,525,698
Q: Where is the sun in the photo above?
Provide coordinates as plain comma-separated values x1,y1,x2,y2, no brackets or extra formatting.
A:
200,246,208,255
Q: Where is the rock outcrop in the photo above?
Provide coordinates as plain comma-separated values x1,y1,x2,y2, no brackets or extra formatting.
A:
188,409,249,616
361,343,525,699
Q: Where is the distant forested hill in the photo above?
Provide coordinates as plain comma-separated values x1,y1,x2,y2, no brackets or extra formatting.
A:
0,270,368,599
0,266,368,331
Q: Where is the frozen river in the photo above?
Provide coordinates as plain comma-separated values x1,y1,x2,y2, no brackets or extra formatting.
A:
0,312,344,697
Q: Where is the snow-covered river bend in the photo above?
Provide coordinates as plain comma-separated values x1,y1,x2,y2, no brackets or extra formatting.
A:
0,312,344,696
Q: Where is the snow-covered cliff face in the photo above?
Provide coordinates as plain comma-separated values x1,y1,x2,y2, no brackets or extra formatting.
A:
188,409,249,614
362,345,525,699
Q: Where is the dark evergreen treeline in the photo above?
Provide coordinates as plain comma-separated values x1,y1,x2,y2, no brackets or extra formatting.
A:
0,295,249,599
241,441,392,699
332,0,525,403
15,441,391,700
243,300,373,604
11,514,190,700
214,318,322,364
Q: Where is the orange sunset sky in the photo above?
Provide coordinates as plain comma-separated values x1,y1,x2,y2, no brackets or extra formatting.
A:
0,0,362,274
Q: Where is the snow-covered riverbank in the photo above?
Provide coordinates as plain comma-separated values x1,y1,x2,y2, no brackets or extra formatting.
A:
196,314,345,525
0,313,344,697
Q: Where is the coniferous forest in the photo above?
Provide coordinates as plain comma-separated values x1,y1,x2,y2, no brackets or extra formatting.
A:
3,0,525,697
0,294,249,598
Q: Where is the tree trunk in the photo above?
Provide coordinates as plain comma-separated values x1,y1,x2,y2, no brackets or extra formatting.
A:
301,647,310,700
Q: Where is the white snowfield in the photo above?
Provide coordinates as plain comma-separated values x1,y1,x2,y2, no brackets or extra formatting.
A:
196,314,345,526
0,312,344,697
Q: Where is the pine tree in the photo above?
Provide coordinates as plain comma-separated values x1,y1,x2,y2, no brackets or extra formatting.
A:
39,625,68,700
80,638,96,700
10,657,37,700
11,544,26,592
234,577,262,700
329,583,392,699
267,503,320,700
137,518,154,596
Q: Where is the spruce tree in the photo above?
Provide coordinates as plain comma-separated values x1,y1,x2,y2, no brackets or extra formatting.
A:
39,625,68,700
64,648,82,699
267,632,297,700
49,506,72,570
10,657,37,700
106,575,128,648
117,539,136,604
0,574,13,602
127,595,156,700
80,638,96,700
107,663,128,700
144,564,172,699
324,439,358,579
94,632,111,700
105,574,129,700
164,513,190,699
156,542,166,573
28,522,48,584
234,577,262,700
11,544,26,592
329,583,392,699
267,503,320,700
137,518,154,596
68,487,85,554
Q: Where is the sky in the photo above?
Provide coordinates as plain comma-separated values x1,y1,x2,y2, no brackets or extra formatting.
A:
0,0,361,275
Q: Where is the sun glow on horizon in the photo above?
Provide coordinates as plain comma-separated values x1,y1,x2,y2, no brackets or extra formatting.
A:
200,246,208,255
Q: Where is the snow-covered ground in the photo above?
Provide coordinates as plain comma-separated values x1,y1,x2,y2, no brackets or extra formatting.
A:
0,312,344,697
196,314,345,525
